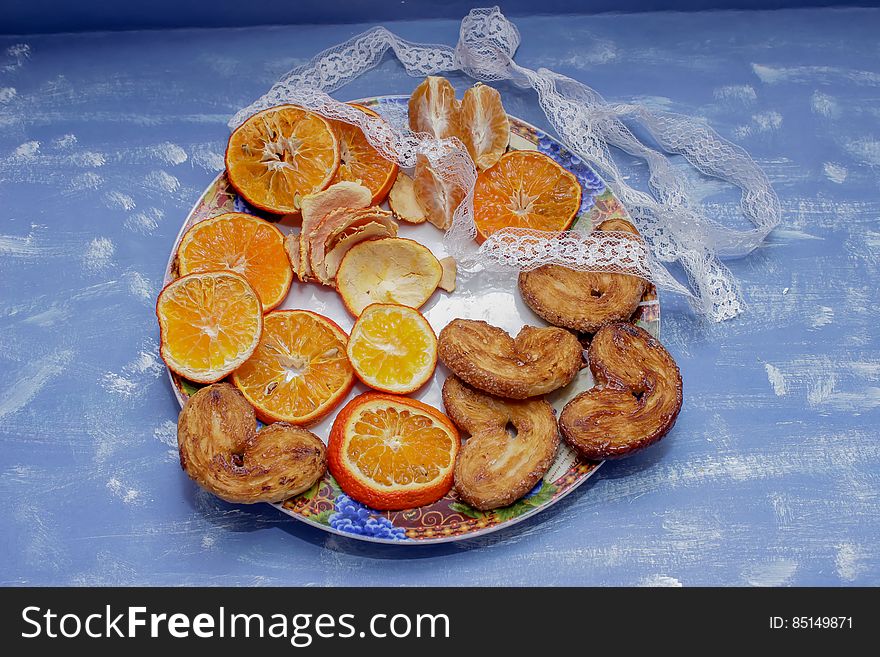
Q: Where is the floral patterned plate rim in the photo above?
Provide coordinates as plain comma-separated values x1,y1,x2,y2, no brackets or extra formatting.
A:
165,95,659,545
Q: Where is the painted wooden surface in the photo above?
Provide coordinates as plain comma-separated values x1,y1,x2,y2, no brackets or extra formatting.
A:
1,8,878,586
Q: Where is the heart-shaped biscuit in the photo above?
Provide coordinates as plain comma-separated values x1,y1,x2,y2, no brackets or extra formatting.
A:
437,319,582,399
442,376,558,511
177,383,327,503
559,323,682,459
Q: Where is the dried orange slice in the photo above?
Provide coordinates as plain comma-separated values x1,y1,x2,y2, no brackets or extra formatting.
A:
335,237,442,316
177,213,293,311
157,271,263,384
328,392,460,510
231,310,354,426
226,105,339,215
408,76,460,139
329,104,399,205
472,150,582,243
347,304,438,394
458,83,509,170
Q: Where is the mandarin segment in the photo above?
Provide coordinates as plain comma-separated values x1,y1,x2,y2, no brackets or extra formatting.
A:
408,76,461,139
231,310,354,426
459,83,510,170
157,271,263,384
472,150,582,243
177,213,293,311
412,153,465,231
226,105,339,215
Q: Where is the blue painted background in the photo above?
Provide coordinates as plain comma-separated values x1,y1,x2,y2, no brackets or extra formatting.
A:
3,1,880,35
1,7,878,585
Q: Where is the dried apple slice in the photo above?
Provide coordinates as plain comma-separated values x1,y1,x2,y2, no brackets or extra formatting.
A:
388,171,427,224
335,237,442,316
298,181,372,280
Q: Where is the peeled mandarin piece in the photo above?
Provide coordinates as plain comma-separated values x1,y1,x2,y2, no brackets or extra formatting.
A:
408,76,461,139
459,83,510,170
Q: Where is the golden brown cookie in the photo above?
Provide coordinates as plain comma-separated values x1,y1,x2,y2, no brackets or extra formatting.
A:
518,218,648,333
437,319,583,399
177,383,327,503
559,323,682,459
443,377,558,510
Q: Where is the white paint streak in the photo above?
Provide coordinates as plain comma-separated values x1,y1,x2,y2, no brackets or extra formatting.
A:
835,543,865,582
145,169,180,193
743,559,798,586
0,350,73,420
83,237,115,272
823,162,848,184
150,142,188,165
713,84,756,104
67,171,104,191
125,207,164,234
764,364,787,396
640,575,683,587
106,477,143,505
70,151,106,167
810,305,835,329
843,138,880,166
811,91,840,118
753,62,880,86
123,271,154,300
101,372,138,397
190,145,224,172
154,420,178,448
752,111,783,132
103,190,136,211
2,44,30,72
52,133,77,149
12,140,40,159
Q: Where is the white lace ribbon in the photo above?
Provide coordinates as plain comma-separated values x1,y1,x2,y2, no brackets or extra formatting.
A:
230,6,780,321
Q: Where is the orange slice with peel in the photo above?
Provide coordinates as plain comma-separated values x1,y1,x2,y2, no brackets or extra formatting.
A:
157,271,263,384
347,303,438,394
458,83,510,170
226,105,339,215
231,310,354,426
328,392,460,510
335,237,442,316
177,212,293,311
408,76,460,139
329,104,399,205
472,150,582,244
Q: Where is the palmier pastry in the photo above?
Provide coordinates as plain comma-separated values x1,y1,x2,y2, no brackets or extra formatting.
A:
559,323,682,459
443,376,559,510
437,319,582,399
177,383,327,503
518,218,648,333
